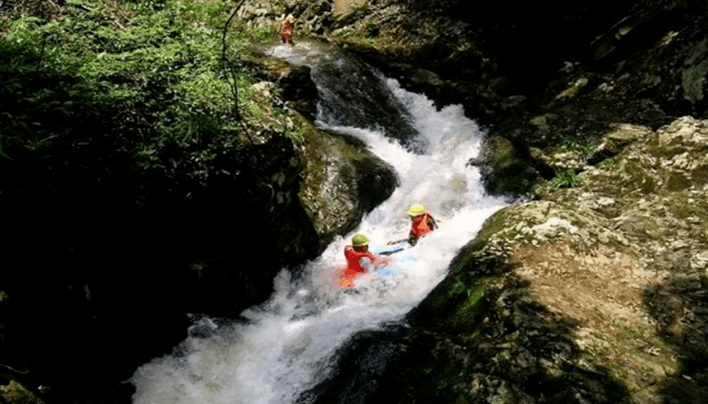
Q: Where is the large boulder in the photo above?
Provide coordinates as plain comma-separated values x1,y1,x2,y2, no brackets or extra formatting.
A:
301,117,708,403
244,52,399,249
432,117,708,403
468,135,543,197
294,0,708,200
0,36,397,404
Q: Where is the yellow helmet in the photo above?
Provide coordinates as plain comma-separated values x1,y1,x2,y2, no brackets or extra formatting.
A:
351,234,369,247
406,203,426,216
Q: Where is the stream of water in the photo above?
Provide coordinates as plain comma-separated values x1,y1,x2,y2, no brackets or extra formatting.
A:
130,40,508,404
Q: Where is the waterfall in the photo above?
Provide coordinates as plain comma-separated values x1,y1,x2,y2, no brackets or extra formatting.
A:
130,40,508,404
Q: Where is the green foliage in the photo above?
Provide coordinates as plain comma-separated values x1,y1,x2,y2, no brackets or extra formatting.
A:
365,22,377,38
285,127,305,144
249,26,279,44
0,0,267,202
0,380,41,404
682,59,708,103
560,136,596,159
336,28,354,38
550,169,581,188
450,279,467,296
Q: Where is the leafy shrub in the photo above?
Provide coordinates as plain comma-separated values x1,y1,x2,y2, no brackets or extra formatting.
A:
0,0,264,202
550,169,581,188
561,136,596,160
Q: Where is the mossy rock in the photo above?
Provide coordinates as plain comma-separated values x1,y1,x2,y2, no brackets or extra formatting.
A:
0,380,44,404
474,136,541,197
295,112,397,247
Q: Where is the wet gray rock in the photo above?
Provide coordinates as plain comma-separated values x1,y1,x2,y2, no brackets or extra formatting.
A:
244,48,399,248
278,1,708,402
471,135,543,197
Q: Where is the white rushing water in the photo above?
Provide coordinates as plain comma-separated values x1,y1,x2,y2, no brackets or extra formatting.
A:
131,41,508,404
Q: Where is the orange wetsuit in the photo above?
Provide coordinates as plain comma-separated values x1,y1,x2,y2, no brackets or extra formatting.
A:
343,245,377,277
409,213,437,244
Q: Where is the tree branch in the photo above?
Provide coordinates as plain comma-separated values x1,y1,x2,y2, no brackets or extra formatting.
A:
221,0,254,144
0,363,29,374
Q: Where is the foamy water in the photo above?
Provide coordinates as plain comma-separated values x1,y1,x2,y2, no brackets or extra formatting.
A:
131,41,508,404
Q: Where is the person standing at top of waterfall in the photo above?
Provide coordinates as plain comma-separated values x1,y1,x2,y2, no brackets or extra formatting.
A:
406,203,438,246
280,6,296,45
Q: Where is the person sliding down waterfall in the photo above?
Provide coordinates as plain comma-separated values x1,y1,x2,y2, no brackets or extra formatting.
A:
405,203,438,245
339,234,391,288
383,203,439,253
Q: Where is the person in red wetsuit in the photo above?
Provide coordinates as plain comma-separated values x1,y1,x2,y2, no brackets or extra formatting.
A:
339,234,388,288
406,203,438,246
383,204,439,252
280,6,296,45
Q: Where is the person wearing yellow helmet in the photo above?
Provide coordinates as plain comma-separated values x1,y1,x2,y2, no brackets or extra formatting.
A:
406,203,438,246
340,234,390,287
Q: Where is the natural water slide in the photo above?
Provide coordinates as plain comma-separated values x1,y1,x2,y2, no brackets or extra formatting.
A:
130,40,508,404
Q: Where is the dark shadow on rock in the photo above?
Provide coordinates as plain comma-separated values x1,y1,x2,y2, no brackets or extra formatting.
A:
296,248,633,404
468,135,546,198
642,273,708,404
0,114,323,404
295,324,411,404
0,21,357,402
311,41,428,154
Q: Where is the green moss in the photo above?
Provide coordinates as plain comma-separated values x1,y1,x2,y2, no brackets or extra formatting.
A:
554,77,588,100
664,172,691,192
333,137,366,161
491,147,514,171
449,279,467,296
556,85,580,99
481,210,513,243
550,169,580,188
623,160,657,193
415,217,509,329
336,28,354,38
285,127,305,144
642,74,659,86
529,115,548,126
484,137,514,170
691,164,708,185
682,59,708,103
481,136,540,195
666,193,708,220
244,103,265,118
0,380,42,404
645,133,661,150
449,283,487,331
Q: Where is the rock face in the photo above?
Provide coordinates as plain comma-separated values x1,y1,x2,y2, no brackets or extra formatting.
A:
468,135,542,197
1,24,397,404
5,0,708,403
298,126,398,245
307,117,708,404
296,0,708,185
244,51,399,249
1,131,322,402
278,0,708,402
